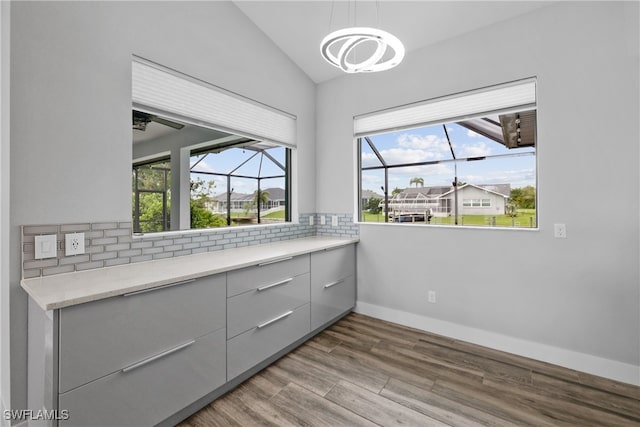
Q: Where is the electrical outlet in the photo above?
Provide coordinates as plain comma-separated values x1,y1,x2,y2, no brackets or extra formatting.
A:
332,215,338,227
554,223,567,239
428,290,436,304
65,232,85,256
320,215,326,225
309,215,314,226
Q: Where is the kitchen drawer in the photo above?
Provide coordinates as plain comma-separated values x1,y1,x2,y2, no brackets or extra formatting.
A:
311,274,356,330
59,328,226,427
58,274,226,394
227,273,310,339
227,254,309,297
227,303,310,380
311,245,355,288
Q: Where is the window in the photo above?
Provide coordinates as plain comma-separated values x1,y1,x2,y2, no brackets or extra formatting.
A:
189,141,290,227
131,57,296,234
357,79,537,228
132,158,171,233
132,113,291,233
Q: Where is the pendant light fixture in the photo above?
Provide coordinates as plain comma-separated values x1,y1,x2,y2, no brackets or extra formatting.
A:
320,1,404,74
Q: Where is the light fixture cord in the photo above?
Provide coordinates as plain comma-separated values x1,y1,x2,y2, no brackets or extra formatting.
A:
328,0,335,33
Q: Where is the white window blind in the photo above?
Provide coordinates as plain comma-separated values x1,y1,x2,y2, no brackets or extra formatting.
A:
132,58,297,147
354,79,536,137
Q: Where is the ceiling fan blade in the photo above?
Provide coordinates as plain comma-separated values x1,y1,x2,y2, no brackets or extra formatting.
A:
151,116,185,130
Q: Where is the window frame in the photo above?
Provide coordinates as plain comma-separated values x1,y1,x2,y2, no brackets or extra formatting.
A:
356,79,537,229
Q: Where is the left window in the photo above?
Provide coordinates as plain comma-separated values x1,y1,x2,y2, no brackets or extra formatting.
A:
132,111,291,233
131,57,296,234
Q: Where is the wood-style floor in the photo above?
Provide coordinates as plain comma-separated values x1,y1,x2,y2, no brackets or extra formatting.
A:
178,313,640,426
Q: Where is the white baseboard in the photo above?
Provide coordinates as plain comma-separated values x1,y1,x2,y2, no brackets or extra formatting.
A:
355,301,640,386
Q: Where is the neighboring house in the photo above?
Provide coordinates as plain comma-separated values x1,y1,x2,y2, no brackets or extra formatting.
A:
211,187,285,212
361,189,384,210
387,184,511,217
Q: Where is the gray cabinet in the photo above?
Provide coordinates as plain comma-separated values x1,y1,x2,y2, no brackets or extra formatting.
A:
58,275,226,394
311,245,356,330
226,254,312,380
227,254,310,297
27,241,356,427
59,328,226,427
227,273,310,339
227,303,310,380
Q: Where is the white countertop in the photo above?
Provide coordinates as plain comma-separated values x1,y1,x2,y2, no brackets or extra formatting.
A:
22,236,358,311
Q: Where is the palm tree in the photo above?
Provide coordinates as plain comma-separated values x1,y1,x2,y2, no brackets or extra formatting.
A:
409,177,424,188
254,189,270,209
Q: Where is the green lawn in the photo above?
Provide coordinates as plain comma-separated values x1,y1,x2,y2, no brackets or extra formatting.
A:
262,210,285,219
361,210,536,228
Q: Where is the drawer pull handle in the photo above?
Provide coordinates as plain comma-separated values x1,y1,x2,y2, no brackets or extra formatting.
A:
121,340,195,373
258,256,293,267
324,279,345,289
257,310,294,329
257,277,293,292
123,279,196,297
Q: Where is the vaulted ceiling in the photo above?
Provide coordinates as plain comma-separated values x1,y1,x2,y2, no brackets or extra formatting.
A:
234,1,552,83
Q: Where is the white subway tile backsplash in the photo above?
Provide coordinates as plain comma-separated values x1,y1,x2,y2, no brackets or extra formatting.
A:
21,213,354,279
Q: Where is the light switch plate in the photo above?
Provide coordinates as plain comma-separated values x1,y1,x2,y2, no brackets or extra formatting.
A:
309,216,314,226
320,215,326,225
35,234,57,259
332,215,338,227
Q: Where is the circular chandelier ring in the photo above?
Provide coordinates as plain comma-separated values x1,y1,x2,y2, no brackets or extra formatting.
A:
320,27,405,73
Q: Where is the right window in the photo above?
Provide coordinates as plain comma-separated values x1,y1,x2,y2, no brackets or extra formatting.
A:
357,79,537,228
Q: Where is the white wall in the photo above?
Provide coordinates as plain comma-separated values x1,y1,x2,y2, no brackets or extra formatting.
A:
8,1,315,413
1,0,10,420
317,2,640,383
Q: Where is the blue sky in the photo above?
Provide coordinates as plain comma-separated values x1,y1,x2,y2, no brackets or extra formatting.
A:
190,146,286,197
362,121,535,194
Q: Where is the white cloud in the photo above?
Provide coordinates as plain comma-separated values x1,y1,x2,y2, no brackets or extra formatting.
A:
190,159,216,174
460,141,492,157
361,152,382,168
467,129,480,138
397,133,450,153
458,168,535,188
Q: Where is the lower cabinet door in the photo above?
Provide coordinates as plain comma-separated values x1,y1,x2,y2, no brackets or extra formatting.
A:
58,328,226,427
227,303,310,380
311,275,356,330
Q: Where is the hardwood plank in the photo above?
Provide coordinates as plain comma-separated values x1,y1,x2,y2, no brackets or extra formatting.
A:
290,344,389,393
209,384,299,427
380,377,521,427
424,336,583,383
270,382,377,426
324,380,450,426
432,378,560,427
578,371,640,400
414,340,532,385
322,327,379,352
270,353,341,396
348,312,457,345
306,331,342,353
530,372,640,422
177,404,241,427
483,375,640,427
371,340,486,384
241,367,289,400
337,315,419,349
330,341,437,390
